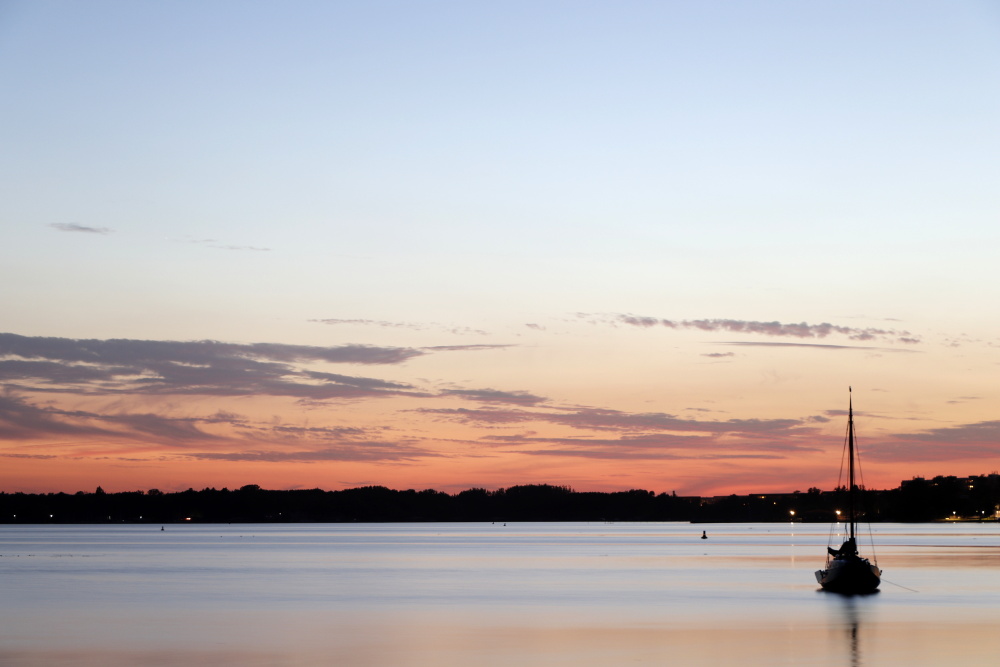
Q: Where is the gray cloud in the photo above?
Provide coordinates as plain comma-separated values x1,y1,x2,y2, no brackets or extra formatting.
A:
0,334,558,461
0,392,442,466
440,388,546,406
311,318,420,329
419,408,825,439
0,334,426,400
544,409,811,437
421,344,513,352
312,319,491,336
303,371,414,391
418,405,824,461
475,429,816,460
718,341,894,351
0,393,119,441
174,237,270,251
186,441,438,463
49,223,113,234
418,407,537,425
909,420,1000,445
102,412,224,442
514,447,786,461
0,334,424,365
865,420,1000,463
581,314,919,344
0,393,236,445
1,452,58,459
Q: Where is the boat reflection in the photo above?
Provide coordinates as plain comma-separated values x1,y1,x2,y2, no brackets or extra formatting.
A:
831,591,878,667
845,597,860,667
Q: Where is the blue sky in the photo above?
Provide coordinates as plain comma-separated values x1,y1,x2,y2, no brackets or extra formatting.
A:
2,1,1000,493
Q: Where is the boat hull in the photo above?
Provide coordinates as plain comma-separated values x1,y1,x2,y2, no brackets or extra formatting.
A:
815,557,881,593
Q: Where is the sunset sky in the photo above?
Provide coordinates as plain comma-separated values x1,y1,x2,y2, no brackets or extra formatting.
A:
3,1,1000,496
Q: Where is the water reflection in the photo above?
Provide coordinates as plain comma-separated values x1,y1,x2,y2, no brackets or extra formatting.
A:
827,590,878,667
4,523,1000,666
842,595,861,667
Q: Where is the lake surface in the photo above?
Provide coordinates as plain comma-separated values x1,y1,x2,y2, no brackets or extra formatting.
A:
2,521,999,666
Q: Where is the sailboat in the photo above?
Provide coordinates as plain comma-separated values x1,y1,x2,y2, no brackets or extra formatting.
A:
815,388,881,593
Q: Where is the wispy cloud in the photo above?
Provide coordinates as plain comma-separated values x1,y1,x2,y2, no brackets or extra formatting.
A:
416,405,826,461
0,393,269,445
0,333,426,400
311,318,421,329
717,341,919,352
422,344,513,352
0,334,552,464
312,319,491,336
174,237,270,251
186,440,438,463
0,393,120,441
439,388,546,406
475,431,818,461
867,420,1000,462
49,223,113,234
0,392,444,464
545,409,810,436
579,313,919,344
213,244,270,251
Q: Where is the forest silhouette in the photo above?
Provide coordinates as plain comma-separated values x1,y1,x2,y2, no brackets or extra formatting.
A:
3,474,998,523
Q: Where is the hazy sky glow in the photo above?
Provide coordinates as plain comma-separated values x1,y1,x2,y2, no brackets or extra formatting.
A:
3,1,1000,495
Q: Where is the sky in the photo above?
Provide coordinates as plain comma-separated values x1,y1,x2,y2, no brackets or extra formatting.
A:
2,1,1000,496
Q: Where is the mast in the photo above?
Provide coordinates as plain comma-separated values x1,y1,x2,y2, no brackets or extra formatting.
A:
848,386,855,541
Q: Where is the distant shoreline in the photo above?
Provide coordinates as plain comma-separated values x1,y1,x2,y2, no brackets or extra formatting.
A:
4,474,999,523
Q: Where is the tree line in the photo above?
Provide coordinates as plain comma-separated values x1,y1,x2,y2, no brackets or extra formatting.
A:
2,474,998,523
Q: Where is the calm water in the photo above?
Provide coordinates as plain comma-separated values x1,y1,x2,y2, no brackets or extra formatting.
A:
2,522,999,666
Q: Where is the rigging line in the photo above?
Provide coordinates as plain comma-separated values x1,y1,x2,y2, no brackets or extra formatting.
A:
880,577,919,593
827,410,851,548
826,519,842,556
852,408,879,565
